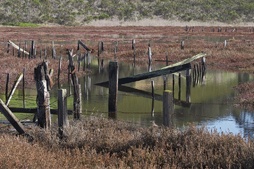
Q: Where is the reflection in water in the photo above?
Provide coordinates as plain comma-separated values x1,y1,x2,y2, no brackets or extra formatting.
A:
3,56,254,138
78,56,254,137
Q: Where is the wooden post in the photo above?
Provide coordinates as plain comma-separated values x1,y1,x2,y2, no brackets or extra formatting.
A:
23,68,25,108
68,50,81,119
58,89,69,137
7,42,10,53
5,73,9,103
58,56,62,89
83,53,86,71
52,41,56,59
132,39,136,66
224,40,227,48
30,40,35,58
0,99,26,134
166,51,169,66
172,74,175,98
178,73,181,100
108,61,118,118
186,67,191,103
148,46,152,64
98,41,103,57
163,90,174,127
18,42,21,58
6,74,24,106
34,61,52,129
151,80,155,117
181,40,184,50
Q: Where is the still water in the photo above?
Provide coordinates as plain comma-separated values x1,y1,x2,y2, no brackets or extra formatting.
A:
71,57,254,137
1,57,254,138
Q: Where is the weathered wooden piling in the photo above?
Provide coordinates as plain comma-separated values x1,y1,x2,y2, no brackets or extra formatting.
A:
23,68,25,108
108,61,118,118
5,73,9,103
58,56,62,88
30,40,35,58
151,80,155,116
181,40,185,50
163,90,174,127
132,39,136,66
52,41,56,59
148,46,152,64
186,67,191,103
178,73,181,100
58,89,69,137
68,50,81,119
34,61,52,129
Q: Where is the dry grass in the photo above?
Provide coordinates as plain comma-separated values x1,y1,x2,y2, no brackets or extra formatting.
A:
1,116,254,168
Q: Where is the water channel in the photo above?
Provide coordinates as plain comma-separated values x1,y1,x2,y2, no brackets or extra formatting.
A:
1,56,254,138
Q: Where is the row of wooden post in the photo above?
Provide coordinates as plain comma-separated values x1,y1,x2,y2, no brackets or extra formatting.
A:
108,61,174,126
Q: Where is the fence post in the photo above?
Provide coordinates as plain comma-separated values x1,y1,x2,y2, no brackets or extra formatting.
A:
178,73,181,100
58,89,69,137
23,68,25,108
34,61,52,130
186,67,191,103
151,80,155,117
148,46,152,65
163,90,174,127
108,61,118,118
5,73,9,103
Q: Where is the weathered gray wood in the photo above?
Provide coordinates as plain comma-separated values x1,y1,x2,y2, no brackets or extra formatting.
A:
181,40,184,50
5,73,9,103
34,61,51,129
151,80,154,116
178,73,181,100
186,68,191,103
0,99,26,134
30,40,35,58
23,68,25,108
7,40,29,55
52,41,56,59
58,56,62,88
58,89,69,137
77,40,92,51
67,50,81,119
108,61,118,118
163,90,174,127
9,107,72,115
96,53,206,86
6,73,24,106
148,46,152,64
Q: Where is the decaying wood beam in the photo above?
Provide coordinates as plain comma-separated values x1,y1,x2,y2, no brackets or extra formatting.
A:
8,40,29,55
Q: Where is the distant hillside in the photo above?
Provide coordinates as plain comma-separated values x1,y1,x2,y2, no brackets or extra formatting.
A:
0,0,254,26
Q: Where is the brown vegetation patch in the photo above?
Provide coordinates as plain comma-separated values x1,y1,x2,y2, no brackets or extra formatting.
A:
1,117,254,168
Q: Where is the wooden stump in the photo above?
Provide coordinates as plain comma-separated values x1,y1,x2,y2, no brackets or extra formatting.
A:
34,61,53,129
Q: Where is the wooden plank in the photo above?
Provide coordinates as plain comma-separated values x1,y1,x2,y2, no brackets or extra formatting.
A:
77,40,91,51
0,99,26,134
6,73,24,106
96,63,191,86
8,40,29,55
96,53,205,86
9,107,73,115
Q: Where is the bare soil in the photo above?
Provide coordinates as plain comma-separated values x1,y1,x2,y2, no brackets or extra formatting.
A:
0,25,254,108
